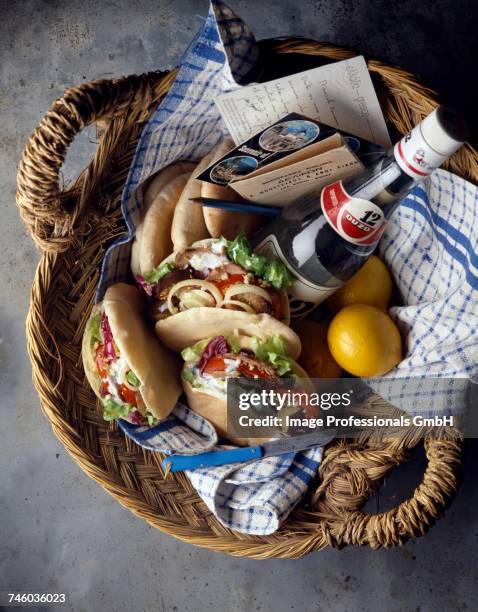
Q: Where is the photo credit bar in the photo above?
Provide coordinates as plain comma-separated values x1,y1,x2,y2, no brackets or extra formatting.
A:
226,377,474,441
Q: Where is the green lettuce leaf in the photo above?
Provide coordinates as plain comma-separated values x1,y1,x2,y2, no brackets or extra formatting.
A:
180,338,211,363
147,413,160,426
86,313,102,347
101,397,133,421
227,233,257,270
181,368,195,383
251,334,295,377
261,258,293,291
226,334,241,353
143,262,175,284
125,370,140,388
227,234,293,290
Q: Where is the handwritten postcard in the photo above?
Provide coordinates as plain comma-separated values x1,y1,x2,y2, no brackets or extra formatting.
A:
216,56,391,148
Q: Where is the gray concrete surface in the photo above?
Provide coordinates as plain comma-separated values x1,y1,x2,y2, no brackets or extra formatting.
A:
1,1,477,611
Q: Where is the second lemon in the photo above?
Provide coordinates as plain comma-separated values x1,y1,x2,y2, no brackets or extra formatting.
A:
325,255,393,313
327,304,402,377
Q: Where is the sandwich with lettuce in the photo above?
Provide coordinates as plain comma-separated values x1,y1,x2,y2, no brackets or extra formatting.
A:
82,284,181,425
135,234,293,324
156,307,307,445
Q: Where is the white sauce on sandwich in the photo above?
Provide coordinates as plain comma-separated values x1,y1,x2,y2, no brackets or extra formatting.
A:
110,356,128,381
201,373,227,394
104,356,129,403
210,240,227,254
189,251,229,276
224,358,240,374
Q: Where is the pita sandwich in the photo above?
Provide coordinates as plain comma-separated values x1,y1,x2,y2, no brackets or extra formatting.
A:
82,283,181,424
138,236,291,325
176,313,307,445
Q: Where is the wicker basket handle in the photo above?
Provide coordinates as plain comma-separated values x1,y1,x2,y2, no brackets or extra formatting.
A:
16,73,165,253
328,437,463,548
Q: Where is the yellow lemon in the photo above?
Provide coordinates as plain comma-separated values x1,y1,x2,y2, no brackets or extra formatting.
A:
293,320,342,378
327,304,402,377
326,255,393,313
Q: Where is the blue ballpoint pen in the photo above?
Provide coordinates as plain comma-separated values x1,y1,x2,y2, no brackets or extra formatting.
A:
190,197,281,216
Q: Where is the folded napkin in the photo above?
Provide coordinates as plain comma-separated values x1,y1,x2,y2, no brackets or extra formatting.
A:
96,0,477,534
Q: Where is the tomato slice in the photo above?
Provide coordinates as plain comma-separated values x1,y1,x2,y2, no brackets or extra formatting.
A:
238,362,274,379
119,384,137,406
202,354,274,379
202,355,227,374
95,344,108,378
214,274,246,296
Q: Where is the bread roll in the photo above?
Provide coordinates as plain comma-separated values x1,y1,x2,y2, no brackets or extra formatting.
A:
130,162,194,277
155,306,301,359
202,139,262,240
139,172,191,275
171,150,217,250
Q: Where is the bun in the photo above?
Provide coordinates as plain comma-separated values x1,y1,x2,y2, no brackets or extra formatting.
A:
130,162,194,277
139,172,191,275
201,139,262,240
171,150,216,250
155,306,301,359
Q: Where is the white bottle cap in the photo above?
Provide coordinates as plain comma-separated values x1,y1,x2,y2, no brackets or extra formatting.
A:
421,106,468,157
394,105,468,178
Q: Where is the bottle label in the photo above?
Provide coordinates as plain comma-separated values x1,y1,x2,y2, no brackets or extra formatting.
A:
394,125,448,178
320,181,386,246
255,234,338,319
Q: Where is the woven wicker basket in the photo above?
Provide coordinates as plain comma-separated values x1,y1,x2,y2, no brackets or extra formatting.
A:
17,39,476,558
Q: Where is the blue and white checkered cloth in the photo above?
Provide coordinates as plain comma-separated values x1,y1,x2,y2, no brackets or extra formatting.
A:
95,0,477,534
120,407,321,535
372,170,478,415
380,171,478,380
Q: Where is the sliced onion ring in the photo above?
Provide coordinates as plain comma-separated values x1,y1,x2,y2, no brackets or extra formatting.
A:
218,299,255,313
178,289,216,309
224,283,272,303
167,280,223,314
